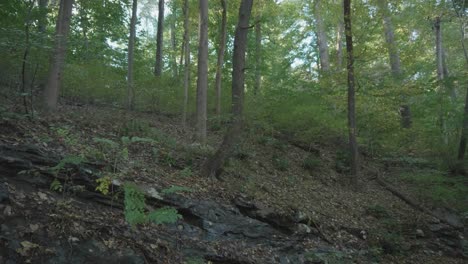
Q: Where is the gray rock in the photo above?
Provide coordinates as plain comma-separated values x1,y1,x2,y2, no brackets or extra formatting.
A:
0,182,9,203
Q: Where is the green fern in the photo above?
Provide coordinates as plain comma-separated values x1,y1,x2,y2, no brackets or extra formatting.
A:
50,155,85,175
124,183,147,227
123,183,182,227
161,185,192,195
148,207,182,225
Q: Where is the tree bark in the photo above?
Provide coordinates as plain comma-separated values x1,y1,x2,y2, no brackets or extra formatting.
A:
344,0,359,187
203,0,253,178
154,0,164,76
215,0,227,116
377,0,401,77
435,17,450,145
315,0,330,73
254,18,262,95
170,8,178,78
336,21,344,69
38,0,49,33
127,0,137,111
182,0,190,128
196,0,209,143
456,3,468,162
44,0,74,111
376,0,412,128
435,17,444,82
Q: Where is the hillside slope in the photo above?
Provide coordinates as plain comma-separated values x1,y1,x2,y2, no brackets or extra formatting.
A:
0,105,466,263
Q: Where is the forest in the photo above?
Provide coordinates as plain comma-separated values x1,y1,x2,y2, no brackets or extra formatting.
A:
0,0,467,263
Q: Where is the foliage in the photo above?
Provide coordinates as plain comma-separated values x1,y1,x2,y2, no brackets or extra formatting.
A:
50,179,63,192
304,250,347,264
399,170,468,211
148,207,182,225
179,167,193,178
50,155,85,175
124,183,147,227
161,185,192,195
272,154,289,171
366,204,390,219
124,183,182,227
95,176,112,195
302,155,321,171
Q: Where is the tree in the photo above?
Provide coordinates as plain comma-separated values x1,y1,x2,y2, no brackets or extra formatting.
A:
455,2,468,162
203,0,253,178
154,0,164,76
254,16,262,95
315,0,330,72
214,0,227,116
335,0,344,69
344,0,358,187
196,0,208,143
44,0,74,111
182,0,190,128
376,0,411,128
127,0,137,111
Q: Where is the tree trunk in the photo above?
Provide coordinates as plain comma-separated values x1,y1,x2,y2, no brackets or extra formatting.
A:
344,0,359,187
377,0,401,77
254,18,262,95
435,17,450,145
376,0,411,128
456,7,468,162
315,0,330,72
336,21,344,69
203,0,253,178
154,0,164,76
214,0,227,116
79,6,89,60
43,0,74,111
196,0,209,143
38,0,49,33
170,10,178,78
182,0,190,128
127,0,137,111
435,17,444,81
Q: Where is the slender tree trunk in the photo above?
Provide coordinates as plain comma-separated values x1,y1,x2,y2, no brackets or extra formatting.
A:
377,0,412,128
203,0,253,178
344,0,358,187
435,17,444,82
377,0,401,77
254,18,262,95
336,20,344,69
456,3,468,162
154,0,164,76
79,7,89,60
182,0,190,128
315,0,330,72
21,1,35,116
458,83,468,160
435,17,450,145
127,0,137,111
170,11,178,78
44,0,74,111
36,0,49,98
196,0,209,143
38,0,49,33
215,0,227,116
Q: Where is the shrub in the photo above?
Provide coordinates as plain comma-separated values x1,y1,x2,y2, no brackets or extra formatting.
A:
302,155,321,171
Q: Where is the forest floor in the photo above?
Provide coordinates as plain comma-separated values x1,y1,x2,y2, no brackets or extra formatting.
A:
0,103,467,263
